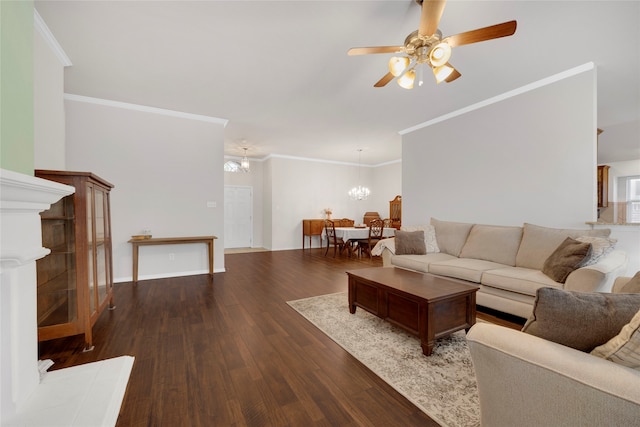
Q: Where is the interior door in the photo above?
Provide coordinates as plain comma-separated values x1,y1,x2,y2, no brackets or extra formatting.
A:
224,186,253,248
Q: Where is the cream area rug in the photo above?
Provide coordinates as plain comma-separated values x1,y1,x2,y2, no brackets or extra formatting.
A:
287,292,480,427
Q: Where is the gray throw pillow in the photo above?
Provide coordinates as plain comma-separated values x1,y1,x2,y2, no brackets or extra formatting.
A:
542,237,591,283
522,287,640,352
395,230,426,255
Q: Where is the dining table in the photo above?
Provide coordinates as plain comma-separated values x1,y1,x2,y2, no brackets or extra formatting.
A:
334,226,396,241
324,226,396,257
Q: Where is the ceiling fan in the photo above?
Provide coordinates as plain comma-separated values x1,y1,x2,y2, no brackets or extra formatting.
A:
348,0,517,88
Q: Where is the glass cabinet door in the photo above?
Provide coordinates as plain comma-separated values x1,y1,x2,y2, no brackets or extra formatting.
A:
86,184,96,315
94,186,110,308
37,196,78,327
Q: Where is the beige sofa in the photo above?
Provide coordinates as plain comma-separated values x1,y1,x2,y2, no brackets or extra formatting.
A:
376,218,628,318
466,276,640,426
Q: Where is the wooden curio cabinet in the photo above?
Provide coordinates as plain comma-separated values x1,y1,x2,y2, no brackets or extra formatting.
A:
597,165,609,208
35,170,115,351
389,195,402,229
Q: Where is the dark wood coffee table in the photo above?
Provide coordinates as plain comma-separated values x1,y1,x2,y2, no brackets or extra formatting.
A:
346,267,479,356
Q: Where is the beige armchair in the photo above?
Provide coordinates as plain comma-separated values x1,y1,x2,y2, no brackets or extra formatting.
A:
467,276,640,426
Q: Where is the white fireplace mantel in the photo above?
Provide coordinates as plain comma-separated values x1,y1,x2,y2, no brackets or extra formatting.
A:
1,168,74,422
0,168,74,270
1,168,134,426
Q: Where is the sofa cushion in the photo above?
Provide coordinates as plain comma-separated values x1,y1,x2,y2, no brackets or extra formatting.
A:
390,252,456,273
459,224,523,266
515,223,611,270
429,258,508,283
395,230,426,255
430,218,474,257
522,287,640,352
619,271,640,293
481,267,562,297
400,224,440,253
542,237,592,283
576,236,617,267
591,308,640,370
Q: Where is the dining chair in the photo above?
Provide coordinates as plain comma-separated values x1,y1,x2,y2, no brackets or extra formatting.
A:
341,218,355,227
356,219,384,258
324,219,347,257
382,218,393,228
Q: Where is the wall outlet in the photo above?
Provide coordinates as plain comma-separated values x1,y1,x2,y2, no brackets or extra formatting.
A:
169,253,175,261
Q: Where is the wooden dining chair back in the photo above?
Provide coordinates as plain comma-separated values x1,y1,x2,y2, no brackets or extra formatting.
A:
357,219,384,258
339,218,355,227
324,219,346,257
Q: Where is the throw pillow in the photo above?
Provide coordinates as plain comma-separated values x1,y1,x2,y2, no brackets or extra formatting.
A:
591,308,640,370
430,218,473,257
618,271,640,293
394,230,427,255
576,236,617,267
400,224,440,253
541,237,592,283
515,223,611,270
522,287,640,352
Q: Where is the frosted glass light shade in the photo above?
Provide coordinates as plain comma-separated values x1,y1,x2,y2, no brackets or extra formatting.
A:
397,69,416,89
429,42,452,67
388,56,410,77
433,64,454,84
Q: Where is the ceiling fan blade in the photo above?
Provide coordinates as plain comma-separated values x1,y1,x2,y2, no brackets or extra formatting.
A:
348,46,404,56
445,67,461,83
374,72,395,87
419,0,447,37
443,20,517,48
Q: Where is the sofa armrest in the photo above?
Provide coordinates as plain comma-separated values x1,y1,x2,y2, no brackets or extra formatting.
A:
371,238,395,266
467,323,640,427
564,249,628,292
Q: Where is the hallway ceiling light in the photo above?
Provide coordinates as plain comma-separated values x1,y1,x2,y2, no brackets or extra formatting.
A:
240,147,250,173
348,149,371,201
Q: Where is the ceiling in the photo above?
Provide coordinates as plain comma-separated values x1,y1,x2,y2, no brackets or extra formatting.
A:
35,0,640,165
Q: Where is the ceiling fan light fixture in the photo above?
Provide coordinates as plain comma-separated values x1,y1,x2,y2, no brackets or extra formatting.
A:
433,63,454,84
388,56,410,77
397,69,416,89
428,42,451,67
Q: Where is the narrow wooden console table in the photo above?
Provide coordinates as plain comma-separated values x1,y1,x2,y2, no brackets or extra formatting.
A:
128,236,217,283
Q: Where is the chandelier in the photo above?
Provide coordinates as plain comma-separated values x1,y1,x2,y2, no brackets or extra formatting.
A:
240,147,250,173
348,149,370,201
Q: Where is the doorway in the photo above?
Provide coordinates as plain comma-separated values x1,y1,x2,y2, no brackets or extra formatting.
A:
224,186,253,248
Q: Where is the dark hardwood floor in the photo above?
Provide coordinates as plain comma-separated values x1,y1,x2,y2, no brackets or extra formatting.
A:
38,248,524,426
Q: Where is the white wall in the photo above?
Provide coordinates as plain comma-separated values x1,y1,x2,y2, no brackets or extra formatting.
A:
401,64,597,229
598,120,640,163
371,160,402,220
33,12,66,170
265,156,401,250
64,97,226,282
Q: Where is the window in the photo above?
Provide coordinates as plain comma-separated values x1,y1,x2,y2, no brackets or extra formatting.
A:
627,176,640,223
224,160,242,173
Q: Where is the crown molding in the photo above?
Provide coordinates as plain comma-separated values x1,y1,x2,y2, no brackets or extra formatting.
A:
33,9,72,67
64,94,229,126
261,153,401,168
400,62,595,135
